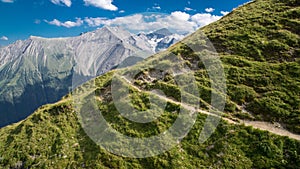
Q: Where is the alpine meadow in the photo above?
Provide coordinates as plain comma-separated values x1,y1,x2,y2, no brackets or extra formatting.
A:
0,0,300,168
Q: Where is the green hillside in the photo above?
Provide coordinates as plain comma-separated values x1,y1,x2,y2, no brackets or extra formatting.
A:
200,0,300,133
0,0,300,168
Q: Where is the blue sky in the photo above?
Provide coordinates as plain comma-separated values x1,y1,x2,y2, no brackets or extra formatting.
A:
0,0,250,45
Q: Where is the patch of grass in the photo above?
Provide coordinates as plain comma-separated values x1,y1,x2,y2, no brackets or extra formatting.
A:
0,0,300,168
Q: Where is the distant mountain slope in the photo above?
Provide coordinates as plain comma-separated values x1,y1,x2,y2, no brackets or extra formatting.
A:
0,26,153,127
0,0,299,168
0,27,181,127
138,28,185,52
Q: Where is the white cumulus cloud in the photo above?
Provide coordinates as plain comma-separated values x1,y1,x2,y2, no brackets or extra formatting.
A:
0,36,8,41
50,0,72,7
170,11,190,21
205,7,215,13
45,18,83,28
191,13,221,27
84,14,195,34
45,10,223,33
83,11,222,34
83,0,118,11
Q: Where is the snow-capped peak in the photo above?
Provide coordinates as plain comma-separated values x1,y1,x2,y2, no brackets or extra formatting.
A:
138,28,185,53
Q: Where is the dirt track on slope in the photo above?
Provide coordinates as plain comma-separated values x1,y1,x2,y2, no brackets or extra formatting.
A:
113,75,300,141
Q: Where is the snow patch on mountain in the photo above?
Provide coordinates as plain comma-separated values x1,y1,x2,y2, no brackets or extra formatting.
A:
138,28,185,53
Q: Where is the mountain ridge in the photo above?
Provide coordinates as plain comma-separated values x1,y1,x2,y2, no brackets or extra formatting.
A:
0,0,300,168
0,26,182,127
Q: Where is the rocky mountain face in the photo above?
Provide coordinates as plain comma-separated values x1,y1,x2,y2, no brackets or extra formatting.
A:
0,0,300,168
138,28,185,52
0,27,181,127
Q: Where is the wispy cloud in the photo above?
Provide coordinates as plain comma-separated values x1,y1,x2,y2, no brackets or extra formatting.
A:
50,0,72,7
1,0,14,3
184,7,194,11
147,4,161,11
205,7,215,13
0,36,8,41
84,17,107,27
152,6,161,10
153,3,161,10
45,18,83,28
34,19,41,24
83,0,118,11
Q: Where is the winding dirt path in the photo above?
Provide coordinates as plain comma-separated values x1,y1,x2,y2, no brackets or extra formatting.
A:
120,75,300,141
241,121,300,141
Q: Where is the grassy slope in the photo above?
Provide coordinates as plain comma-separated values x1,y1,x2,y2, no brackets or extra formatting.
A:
200,0,300,133
0,0,300,168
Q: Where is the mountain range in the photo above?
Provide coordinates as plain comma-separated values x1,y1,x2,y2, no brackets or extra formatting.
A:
138,28,185,52
0,0,299,168
0,27,182,127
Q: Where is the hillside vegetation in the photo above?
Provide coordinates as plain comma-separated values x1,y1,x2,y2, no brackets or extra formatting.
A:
0,0,299,168
200,0,300,133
